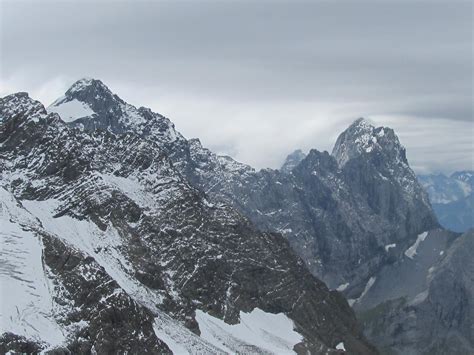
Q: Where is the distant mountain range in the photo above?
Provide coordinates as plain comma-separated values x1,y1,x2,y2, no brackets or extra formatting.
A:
1,78,472,354
418,171,474,232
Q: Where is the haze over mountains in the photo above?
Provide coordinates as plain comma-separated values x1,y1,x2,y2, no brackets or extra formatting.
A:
418,171,474,232
1,78,472,354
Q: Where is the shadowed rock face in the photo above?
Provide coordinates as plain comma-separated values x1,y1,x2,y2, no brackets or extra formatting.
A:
158,117,438,297
281,149,307,173
359,230,474,355
0,90,376,354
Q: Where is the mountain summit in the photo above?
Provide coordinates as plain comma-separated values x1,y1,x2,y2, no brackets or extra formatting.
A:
332,117,408,168
48,78,182,144
48,78,120,122
281,149,307,173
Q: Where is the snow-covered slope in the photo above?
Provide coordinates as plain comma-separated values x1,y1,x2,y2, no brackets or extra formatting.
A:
0,188,66,350
47,99,95,122
195,308,302,354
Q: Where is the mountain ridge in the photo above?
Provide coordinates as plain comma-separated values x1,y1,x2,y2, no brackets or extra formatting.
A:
43,78,438,294
2,78,471,354
1,89,375,354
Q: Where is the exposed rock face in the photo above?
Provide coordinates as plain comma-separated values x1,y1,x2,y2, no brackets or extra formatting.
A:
418,171,474,232
281,149,307,173
359,230,474,354
45,79,437,296
169,117,438,297
0,89,375,354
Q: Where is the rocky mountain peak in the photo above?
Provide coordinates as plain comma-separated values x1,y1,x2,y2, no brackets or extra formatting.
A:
47,77,124,123
281,149,307,173
66,77,112,95
65,77,121,105
0,92,48,125
46,78,182,144
332,117,405,168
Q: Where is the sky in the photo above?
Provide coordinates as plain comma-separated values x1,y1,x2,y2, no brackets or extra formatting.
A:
0,0,472,174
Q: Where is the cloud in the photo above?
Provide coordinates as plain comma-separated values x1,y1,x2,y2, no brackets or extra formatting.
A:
0,0,472,173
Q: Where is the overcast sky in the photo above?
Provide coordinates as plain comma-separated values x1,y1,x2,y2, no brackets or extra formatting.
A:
1,0,472,174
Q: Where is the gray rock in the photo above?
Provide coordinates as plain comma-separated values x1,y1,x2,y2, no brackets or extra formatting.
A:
281,149,307,173
359,230,474,354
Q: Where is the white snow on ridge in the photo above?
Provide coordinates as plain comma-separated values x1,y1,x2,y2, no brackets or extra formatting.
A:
20,197,302,354
21,198,165,312
195,308,303,354
405,231,428,259
0,188,66,349
47,99,95,122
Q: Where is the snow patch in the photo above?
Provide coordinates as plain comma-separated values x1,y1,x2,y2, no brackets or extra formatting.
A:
336,342,346,351
153,312,224,355
409,290,429,306
356,277,376,303
404,231,428,259
336,283,349,292
385,243,396,252
47,99,95,122
195,308,303,354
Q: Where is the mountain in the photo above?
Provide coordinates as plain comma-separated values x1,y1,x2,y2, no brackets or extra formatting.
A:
281,149,307,173
43,80,457,353
418,171,474,232
358,229,474,354
3,77,471,354
165,116,438,297
0,87,375,353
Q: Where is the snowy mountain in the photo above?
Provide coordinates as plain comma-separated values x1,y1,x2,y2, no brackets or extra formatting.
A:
2,78,472,354
418,171,474,232
0,86,375,353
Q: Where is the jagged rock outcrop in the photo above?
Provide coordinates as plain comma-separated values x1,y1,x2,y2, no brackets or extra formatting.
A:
281,149,307,173
0,89,375,354
174,118,438,297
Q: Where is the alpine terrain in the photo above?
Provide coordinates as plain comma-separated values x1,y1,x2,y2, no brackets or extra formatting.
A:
1,78,472,354
0,80,374,354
